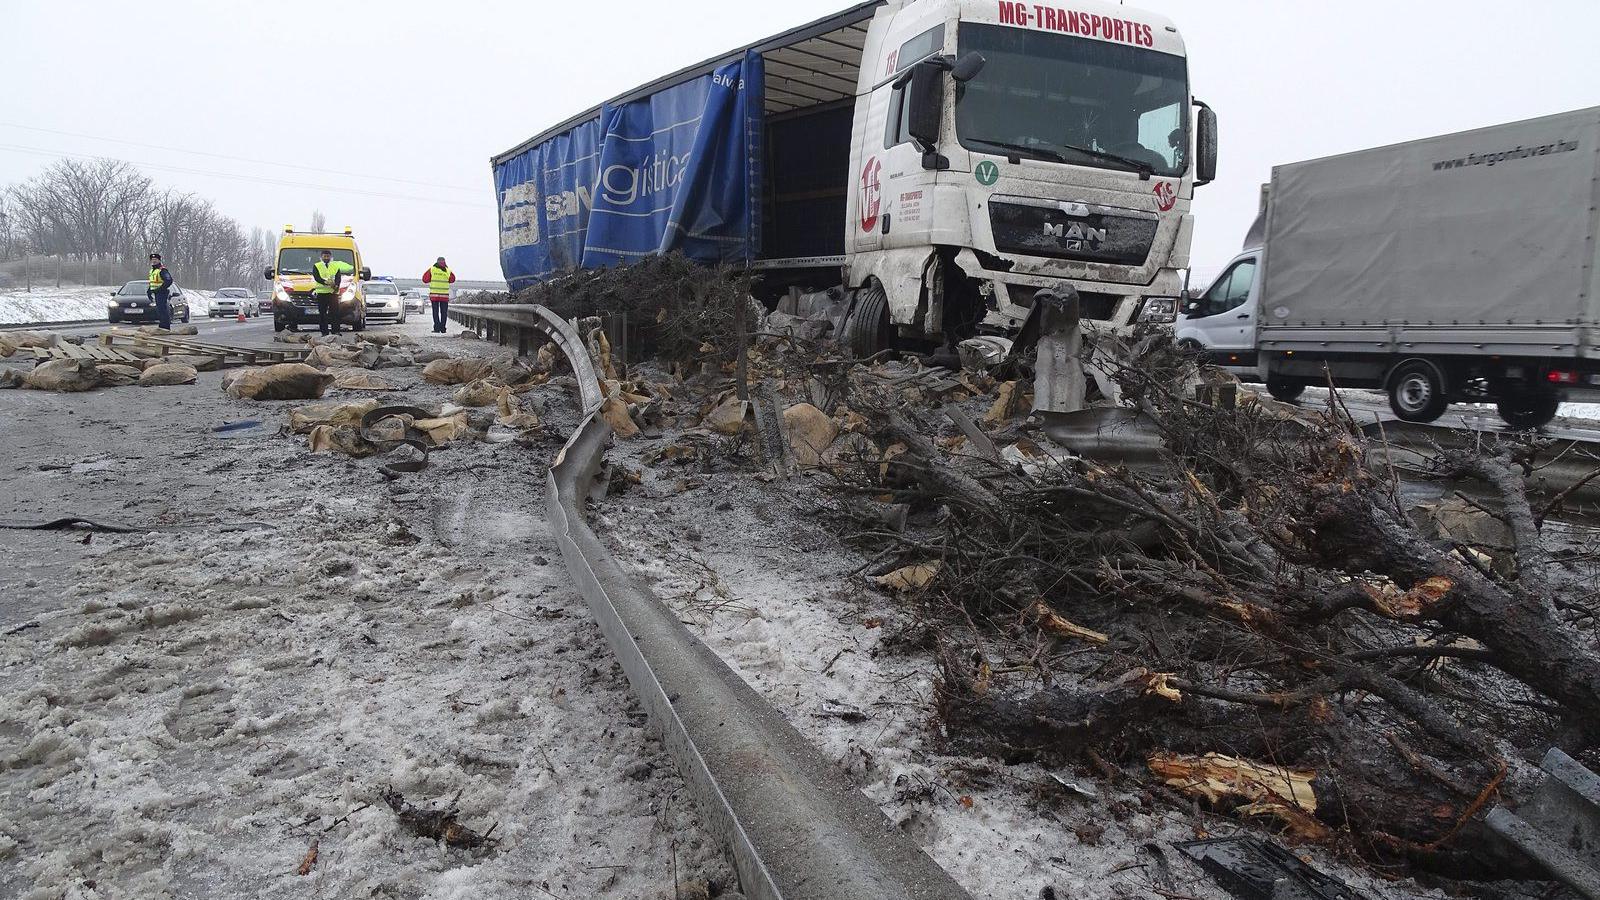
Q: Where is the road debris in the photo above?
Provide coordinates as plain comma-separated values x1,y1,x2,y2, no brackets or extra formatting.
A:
381,787,498,850
138,362,198,386
224,362,334,400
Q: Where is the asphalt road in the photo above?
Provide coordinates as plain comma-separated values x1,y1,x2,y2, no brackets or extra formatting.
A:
46,307,431,343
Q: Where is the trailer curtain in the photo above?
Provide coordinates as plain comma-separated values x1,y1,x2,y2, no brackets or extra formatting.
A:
495,52,765,290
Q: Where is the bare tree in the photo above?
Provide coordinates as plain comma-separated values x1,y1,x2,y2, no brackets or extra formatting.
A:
309,209,327,233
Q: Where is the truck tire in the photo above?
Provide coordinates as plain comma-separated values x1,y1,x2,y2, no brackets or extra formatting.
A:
842,285,889,359
1265,374,1305,403
1496,387,1559,430
1387,358,1449,423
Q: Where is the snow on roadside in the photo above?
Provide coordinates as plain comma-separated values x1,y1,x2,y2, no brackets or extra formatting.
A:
1,286,214,324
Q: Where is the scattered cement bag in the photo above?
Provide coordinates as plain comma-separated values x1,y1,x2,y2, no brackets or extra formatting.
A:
96,364,143,387
457,330,481,340
452,379,503,407
783,403,839,468
0,368,25,389
329,369,398,391
23,358,104,392
306,344,360,368
412,411,473,445
287,398,380,434
162,353,221,373
307,424,378,457
0,331,58,357
353,345,381,369
374,350,415,369
702,396,752,436
225,363,334,401
414,350,453,364
139,363,199,386
422,358,493,385
273,333,313,344
364,413,413,443
170,324,199,336
601,396,641,439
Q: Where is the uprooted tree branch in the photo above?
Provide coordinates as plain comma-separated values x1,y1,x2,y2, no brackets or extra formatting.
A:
821,340,1600,881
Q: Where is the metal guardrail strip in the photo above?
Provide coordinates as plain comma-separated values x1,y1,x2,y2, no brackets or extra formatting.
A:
451,304,972,900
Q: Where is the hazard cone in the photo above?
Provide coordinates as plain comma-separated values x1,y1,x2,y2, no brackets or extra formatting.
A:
237,307,246,323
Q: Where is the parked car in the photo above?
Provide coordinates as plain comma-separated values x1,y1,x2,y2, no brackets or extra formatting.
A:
209,287,260,318
401,289,427,315
107,280,191,324
363,279,407,324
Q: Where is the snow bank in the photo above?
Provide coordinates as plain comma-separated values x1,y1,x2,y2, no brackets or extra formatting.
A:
0,286,214,324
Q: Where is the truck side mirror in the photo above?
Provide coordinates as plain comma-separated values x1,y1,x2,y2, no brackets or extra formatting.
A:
1195,102,1218,186
906,62,947,169
263,268,275,280
949,51,986,83
359,267,372,281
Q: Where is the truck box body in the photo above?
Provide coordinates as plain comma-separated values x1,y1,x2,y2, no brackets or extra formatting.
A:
1258,107,1600,359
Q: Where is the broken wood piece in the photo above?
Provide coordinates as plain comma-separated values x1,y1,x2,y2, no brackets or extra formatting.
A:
381,787,498,850
1031,601,1109,645
296,838,319,876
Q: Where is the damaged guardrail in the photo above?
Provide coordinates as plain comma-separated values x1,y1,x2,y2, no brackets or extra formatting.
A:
453,303,973,900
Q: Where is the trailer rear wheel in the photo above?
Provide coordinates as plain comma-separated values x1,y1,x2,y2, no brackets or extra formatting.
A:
1265,374,1305,403
1387,359,1449,423
842,285,889,359
1496,387,1559,430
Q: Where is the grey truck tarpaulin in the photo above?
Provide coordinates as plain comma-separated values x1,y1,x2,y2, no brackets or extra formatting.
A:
495,52,765,289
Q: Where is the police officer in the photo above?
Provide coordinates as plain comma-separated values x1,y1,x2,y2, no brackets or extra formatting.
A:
147,253,174,330
423,256,456,333
311,250,354,335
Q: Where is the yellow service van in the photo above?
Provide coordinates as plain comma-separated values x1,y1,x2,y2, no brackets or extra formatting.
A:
263,225,372,332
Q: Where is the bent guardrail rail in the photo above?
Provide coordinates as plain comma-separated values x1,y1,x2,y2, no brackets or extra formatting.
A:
451,303,974,900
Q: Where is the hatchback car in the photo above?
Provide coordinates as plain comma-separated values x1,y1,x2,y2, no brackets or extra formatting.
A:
209,287,260,318
108,281,191,324
401,289,427,315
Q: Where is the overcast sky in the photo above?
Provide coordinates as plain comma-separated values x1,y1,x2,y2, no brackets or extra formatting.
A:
7,0,1598,284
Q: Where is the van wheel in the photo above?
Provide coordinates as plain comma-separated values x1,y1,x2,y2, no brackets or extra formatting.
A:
1387,358,1449,423
1265,373,1305,403
1497,386,1559,430
842,284,889,359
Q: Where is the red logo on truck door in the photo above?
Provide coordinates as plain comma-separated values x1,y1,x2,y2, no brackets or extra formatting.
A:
1152,181,1177,212
859,157,883,232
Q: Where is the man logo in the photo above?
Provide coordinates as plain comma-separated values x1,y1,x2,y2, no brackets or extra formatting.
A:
1044,221,1107,251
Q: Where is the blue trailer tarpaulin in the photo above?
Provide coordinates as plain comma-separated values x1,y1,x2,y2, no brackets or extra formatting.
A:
495,52,764,290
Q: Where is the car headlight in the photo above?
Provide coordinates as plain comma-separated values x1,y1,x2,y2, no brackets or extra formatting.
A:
1138,296,1178,324
108,300,120,308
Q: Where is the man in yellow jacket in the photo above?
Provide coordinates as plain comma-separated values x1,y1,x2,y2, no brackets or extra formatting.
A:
312,249,354,335
424,256,456,334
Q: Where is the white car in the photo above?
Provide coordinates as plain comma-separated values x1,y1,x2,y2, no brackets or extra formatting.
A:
210,287,261,318
363,281,407,324
401,289,427,316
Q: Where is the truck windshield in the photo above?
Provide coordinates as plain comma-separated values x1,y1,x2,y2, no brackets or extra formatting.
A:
955,25,1189,178
278,248,355,275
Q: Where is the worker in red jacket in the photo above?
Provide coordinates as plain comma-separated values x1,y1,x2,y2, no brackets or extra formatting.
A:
423,257,456,333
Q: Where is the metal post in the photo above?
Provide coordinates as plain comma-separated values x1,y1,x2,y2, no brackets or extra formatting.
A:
734,295,749,402
1032,288,1086,414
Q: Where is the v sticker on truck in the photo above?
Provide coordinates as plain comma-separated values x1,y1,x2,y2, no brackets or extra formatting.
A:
974,160,1001,186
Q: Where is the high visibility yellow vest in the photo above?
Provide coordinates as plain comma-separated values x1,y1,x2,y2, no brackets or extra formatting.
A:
313,260,348,296
148,267,164,291
428,265,451,297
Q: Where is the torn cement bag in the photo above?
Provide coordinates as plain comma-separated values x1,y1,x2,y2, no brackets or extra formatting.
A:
0,331,59,357
422,357,494,385
363,413,412,443
139,363,199,386
601,395,641,439
288,398,381,434
307,424,378,457
873,562,941,593
496,388,540,430
373,350,415,369
452,379,504,407
225,363,335,401
23,358,104,392
0,368,23,389
414,350,453,364
329,369,398,391
702,396,753,436
783,402,839,468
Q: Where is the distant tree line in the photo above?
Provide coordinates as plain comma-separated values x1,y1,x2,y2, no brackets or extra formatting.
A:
0,159,275,290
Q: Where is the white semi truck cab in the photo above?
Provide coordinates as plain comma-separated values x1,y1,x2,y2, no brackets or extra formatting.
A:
493,0,1215,358
839,0,1215,354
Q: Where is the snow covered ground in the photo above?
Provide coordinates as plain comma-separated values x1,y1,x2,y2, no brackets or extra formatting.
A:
0,326,731,899
0,286,214,324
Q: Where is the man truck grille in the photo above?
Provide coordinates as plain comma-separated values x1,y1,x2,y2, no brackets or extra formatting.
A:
989,200,1157,266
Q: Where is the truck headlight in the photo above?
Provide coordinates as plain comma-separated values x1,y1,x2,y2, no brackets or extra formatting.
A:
1138,296,1178,324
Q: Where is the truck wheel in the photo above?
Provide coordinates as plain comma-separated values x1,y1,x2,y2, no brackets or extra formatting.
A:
842,285,889,359
1387,359,1449,423
1265,374,1305,403
1496,387,1559,430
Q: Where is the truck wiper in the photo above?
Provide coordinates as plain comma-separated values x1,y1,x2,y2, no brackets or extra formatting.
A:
970,138,1154,180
